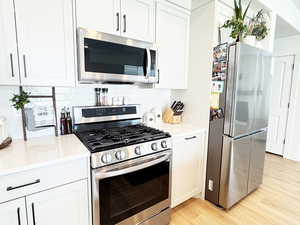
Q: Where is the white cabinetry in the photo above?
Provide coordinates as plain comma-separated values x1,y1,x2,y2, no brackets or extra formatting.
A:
156,2,190,89
14,0,75,86
76,0,121,35
0,198,27,225
76,0,155,42
121,0,155,42
0,0,20,85
0,158,90,225
26,180,89,225
171,131,206,208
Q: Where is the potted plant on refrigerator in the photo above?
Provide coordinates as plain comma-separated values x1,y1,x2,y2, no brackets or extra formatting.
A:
222,0,252,42
247,9,269,47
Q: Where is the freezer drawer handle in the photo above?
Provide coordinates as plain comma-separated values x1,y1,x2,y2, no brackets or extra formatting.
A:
6,179,40,191
185,136,197,140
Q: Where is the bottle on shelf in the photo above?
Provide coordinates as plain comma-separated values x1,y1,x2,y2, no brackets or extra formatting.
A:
95,88,102,106
60,108,67,135
66,108,73,134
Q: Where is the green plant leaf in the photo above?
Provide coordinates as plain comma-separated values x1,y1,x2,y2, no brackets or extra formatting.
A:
243,1,252,20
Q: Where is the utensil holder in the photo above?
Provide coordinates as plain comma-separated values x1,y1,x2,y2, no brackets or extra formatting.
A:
162,108,182,124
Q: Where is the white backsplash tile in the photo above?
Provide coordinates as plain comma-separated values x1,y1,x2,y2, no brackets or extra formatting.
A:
0,86,171,139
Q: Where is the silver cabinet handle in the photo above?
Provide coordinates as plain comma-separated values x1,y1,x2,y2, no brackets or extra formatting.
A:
123,14,127,33
9,53,15,77
185,136,197,140
23,55,28,78
31,203,37,225
116,13,120,31
7,179,40,191
17,208,21,225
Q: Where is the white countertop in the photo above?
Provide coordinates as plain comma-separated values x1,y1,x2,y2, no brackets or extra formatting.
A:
0,134,90,176
155,123,207,137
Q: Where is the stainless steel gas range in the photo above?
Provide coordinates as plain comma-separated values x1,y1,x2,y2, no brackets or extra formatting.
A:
73,105,172,225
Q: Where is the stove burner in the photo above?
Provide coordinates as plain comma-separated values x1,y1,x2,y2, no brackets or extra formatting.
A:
76,124,171,153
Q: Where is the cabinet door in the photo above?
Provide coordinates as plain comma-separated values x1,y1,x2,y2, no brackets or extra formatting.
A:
0,198,27,225
171,133,202,208
121,0,155,42
0,0,20,85
26,180,89,225
14,0,75,86
76,0,121,35
155,2,190,89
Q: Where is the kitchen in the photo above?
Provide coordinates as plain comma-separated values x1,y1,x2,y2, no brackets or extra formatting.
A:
0,0,300,225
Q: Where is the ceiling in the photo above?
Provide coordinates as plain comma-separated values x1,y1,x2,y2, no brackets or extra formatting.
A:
291,0,300,10
275,15,299,39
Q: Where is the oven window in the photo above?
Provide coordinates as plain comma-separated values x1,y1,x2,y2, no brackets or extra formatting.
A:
99,161,169,225
84,38,147,76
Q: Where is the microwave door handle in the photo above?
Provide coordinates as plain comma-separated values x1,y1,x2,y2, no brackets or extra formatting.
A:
94,153,170,180
146,48,151,78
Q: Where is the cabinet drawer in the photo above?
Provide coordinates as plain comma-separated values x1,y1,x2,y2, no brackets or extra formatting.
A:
0,158,88,203
172,133,201,144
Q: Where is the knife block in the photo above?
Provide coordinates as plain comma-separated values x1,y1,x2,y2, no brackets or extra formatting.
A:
162,107,182,124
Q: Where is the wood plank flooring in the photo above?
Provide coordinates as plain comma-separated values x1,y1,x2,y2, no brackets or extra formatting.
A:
170,153,300,225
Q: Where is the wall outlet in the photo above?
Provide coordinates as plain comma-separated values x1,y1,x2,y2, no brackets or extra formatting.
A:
208,179,214,191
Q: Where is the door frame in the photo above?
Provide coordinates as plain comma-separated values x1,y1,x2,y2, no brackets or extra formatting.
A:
271,54,295,157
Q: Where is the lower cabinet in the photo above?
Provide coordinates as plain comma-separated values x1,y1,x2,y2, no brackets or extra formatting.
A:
0,198,27,225
0,180,89,225
171,131,206,208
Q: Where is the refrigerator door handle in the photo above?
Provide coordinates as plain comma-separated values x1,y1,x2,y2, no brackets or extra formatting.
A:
233,128,267,140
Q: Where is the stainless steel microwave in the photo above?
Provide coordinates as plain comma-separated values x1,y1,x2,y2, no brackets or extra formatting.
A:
77,28,158,84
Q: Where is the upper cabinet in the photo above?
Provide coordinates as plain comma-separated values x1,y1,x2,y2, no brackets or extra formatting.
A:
76,0,155,42
0,0,20,85
120,0,155,42
76,0,121,36
14,0,75,86
155,1,190,89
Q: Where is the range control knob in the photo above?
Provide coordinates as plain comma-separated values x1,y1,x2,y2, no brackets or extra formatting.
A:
135,146,142,155
151,143,158,151
115,151,126,160
101,153,112,164
161,141,167,148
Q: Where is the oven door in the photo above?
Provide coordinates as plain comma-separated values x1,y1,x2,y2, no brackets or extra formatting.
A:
91,150,171,225
78,28,157,84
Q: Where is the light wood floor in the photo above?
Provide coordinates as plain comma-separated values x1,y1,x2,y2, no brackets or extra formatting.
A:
170,153,300,225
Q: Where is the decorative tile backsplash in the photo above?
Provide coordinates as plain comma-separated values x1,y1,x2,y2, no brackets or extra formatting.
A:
0,86,171,139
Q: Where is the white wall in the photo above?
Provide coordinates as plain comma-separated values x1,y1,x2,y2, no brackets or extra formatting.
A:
0,86,171,139
171,1,216,129
274,35,300,161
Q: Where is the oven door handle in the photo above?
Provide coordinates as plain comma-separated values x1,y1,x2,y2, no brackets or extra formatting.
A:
94,153,171,180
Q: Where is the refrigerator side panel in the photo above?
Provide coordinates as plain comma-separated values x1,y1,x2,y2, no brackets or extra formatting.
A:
248,130,267,193
219,135,251,209
205,118,224,205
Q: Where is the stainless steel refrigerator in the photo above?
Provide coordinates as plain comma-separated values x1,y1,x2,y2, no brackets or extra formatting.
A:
206,42,272,209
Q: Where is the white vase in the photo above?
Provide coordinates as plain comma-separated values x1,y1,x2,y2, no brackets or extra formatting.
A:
256,40,263,49
243,35,256,46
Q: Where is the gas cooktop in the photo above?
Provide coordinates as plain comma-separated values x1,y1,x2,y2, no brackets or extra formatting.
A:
76,124,171,153
73,105,172,168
